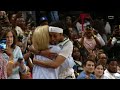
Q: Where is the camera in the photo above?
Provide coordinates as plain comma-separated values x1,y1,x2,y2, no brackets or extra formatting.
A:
0,38,6,50
85,25,93,31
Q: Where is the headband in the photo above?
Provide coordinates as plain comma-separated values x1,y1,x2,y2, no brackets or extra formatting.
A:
49,26,63,33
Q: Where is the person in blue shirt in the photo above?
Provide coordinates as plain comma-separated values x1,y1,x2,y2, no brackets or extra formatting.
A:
77,58,96,79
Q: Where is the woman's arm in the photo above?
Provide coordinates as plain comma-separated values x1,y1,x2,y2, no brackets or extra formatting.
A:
40,50,58,59
29,45,57,59
91,31,101,47
33,55,66,69
33,41,73,69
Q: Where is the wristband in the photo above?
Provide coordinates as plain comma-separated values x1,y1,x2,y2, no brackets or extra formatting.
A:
8,61,14,64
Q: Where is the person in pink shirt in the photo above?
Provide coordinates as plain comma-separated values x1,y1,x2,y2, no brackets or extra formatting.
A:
78,25,101,60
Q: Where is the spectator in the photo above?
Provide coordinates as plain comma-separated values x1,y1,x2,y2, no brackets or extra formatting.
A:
77,58,96,79
15,17,24,37
94,62,104,79
39,16,48,26
97,53,107,69
72,46,83,77
75,17,91,34
1,27,27,79
9,14,17,28
102,58,120,79
78,25,101,61
0,11,10,27
0,49,7,79
107,25,120,58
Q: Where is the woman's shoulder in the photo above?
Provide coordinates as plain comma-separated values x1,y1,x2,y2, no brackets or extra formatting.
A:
13,45,21,52
15,45,21,50
13,45,23,59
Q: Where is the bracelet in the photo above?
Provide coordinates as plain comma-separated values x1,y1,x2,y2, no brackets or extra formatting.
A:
8,61,14,64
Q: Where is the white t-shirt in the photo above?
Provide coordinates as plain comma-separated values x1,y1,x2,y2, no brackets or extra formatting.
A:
2,46,25,79
32,45,61,79
102,69,118,79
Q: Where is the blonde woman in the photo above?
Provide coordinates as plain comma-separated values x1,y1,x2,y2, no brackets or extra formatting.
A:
32,25,60,79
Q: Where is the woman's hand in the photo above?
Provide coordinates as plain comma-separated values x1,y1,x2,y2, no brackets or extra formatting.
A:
28,45,39,54
33,59,37,65
81,31,86,37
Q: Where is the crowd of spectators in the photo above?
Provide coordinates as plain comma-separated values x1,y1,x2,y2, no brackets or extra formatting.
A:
0,11,120,79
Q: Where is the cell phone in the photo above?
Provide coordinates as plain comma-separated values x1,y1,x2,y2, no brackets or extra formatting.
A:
0,38,6,50
18,58,23,63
